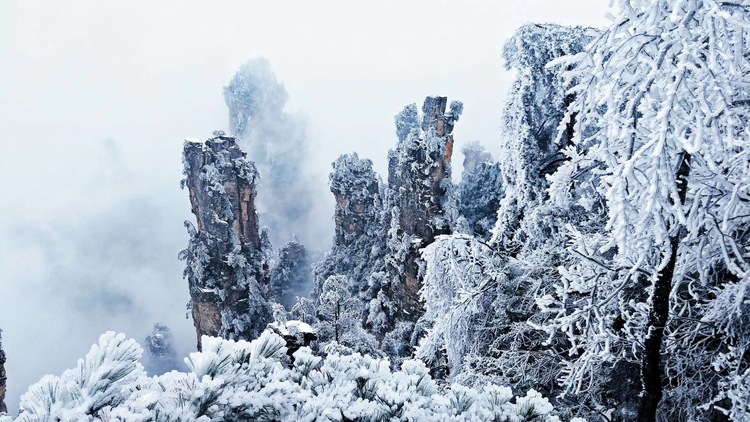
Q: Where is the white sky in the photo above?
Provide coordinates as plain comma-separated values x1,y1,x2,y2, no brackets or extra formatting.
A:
0,0,610,413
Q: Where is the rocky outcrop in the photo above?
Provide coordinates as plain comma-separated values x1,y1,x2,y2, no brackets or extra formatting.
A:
330,153,382,247
312,153,385,319
0,330,6,414
224,59,314,249
310,97,461,360
181,133,272,350
268,320,317,365
385,96,461,322
461,141,492,174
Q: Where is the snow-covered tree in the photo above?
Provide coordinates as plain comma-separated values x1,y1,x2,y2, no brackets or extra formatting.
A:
317,275,358,345
417,234,505,376
289,297,316,325
315,275,378,355
417,232,570,403
414,24,595,407
492,23,595,253
540,1,750,419
17,332,147,421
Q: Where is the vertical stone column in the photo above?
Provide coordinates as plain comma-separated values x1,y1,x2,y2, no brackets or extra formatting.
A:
386,96,460,322
330,153,381,247
181,134,272,350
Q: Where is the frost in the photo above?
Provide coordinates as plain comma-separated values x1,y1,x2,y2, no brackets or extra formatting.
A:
13,331,570,422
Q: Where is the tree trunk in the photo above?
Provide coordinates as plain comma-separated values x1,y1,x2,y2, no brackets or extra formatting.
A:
335,302,340,343
637,153,691,422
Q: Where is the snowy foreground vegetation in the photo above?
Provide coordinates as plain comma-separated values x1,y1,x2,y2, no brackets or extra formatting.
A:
6,331,572,422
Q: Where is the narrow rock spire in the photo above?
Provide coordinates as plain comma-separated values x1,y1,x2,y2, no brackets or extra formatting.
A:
181,134,272,350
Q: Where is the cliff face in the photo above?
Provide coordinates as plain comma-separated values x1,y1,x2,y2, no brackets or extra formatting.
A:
0,331,6,414
385,96,460,322
181,134,272,350
311,97,461,358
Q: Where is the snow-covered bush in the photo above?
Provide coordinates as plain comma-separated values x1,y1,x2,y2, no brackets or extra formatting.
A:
17,332,147,421
13,331,574,421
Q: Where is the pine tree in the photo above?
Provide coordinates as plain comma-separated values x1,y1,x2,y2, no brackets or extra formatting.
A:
15,330,571,422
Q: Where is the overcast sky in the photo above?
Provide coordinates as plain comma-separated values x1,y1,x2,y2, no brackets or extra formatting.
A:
0,0,609,413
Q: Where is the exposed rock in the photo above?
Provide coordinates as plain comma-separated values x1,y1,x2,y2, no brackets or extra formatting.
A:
0,330,6,414
181,134,272,350
311,97,460,360
458,142,503,240
385,96,461,323
329,153,382,247
268,320,317,365
312,153,385,302
224,59,314,249
461,140,493,174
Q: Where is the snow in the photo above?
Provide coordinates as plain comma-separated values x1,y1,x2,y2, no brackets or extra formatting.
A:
11,331,570,421
287,320,314,334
